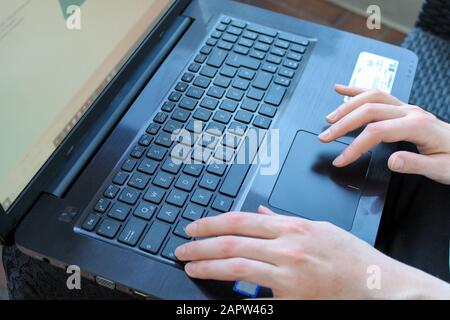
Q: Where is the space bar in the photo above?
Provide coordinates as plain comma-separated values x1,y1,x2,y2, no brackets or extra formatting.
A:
220,164,251,197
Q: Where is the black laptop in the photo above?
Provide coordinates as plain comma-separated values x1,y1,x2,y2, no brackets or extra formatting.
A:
0,0,417,299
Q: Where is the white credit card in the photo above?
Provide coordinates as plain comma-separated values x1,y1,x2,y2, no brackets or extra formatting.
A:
345,52,399,101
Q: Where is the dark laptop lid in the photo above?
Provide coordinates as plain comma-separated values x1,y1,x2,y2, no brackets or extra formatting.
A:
0,0,189,243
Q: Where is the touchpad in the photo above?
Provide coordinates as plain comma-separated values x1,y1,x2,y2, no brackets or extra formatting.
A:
269,131,370,230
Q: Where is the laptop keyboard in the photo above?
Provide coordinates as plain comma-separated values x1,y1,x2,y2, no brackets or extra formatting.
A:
78,16,311,264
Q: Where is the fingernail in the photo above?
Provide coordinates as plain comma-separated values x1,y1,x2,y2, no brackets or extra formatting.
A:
327,110,338,121
185,263,196,275
185,222,197,236
175,245,186,258
319,129,331,140
392,157,405,171
333,154,345,166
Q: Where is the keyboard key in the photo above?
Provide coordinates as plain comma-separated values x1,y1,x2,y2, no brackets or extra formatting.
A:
259,104,277,118
232,78,250,91
130,145,145,159
161,158,182,174
233,45,249,55
183,164,203,177
253,71,273,90
283,59,299,70
183,204,205,221
278,32,309,46
166,189,189,207
175,175,197,192
227,26,242,36
226,53,260,70
181,72,195,83
186,119,205,133
247,88,265,101
291,43,307,53
213,76,232,88
238,68,256,80
226,88,245,101
207,210,223,217
144,186,166,204
220,99,238,112
216,23,227,32
153,172,174,189
212,195,234,212
207,163,227,176
279,67,295,78
200,133,219,149
138,159,158,175
254,42,270,52
206,122,226,136
121,159,137,172
128,173,150,190
157,204,180,223
247,24,277,37
275,39,290,49
186,86,205,100
265,84,287,106
179,97,198,111
253,115,272,129
193,108,212,123
200,66,218,78
206,48,229,68
146,123,161,135
274,76,291,87
217,40,233,51
104,185,120,199
249,50,266,60
199,173,220,191
193,76,211,89
155,132,174,148
171,143,191,160
241,98,259,112
174,219,191,239
287,52,303,62
231,19,247,29
163,120,184,134
168,91,182,102
94,198,110,213
171,108,191,123
113,172,129,185
220,65,238,78
188,63,201,73
138,134,154,147
140,221,170,254
200,97,219,110
213,110,232,124
191,147,212,163
82,214,100,231
200,45,213,55
191,188,213,206
147,145,167,161
261,63,278,74
222,134,241,149
97,219,121,239
175,82,189,92
134,202,157,220
118,218,147,246
220,164,251,197
211,30,223,39
118,188,140,205
235,110,254,124
267,54,282,65
228,121,248,136
243,30,258,40
207,86,226,99
162,236,189,261
271,47,286,57
259,35,275,45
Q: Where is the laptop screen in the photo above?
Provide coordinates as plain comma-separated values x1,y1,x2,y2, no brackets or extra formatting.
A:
0,0,175,211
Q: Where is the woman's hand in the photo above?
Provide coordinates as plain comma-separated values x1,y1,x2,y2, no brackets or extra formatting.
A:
319,85,450,185
175,207,450,299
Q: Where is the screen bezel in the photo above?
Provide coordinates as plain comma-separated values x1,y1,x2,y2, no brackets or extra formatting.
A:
0,0,190,243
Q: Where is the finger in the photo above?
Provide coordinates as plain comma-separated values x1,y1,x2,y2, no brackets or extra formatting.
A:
334,84,368,97
186,212,283,239
320,103,406,142
184,258,281,290
257,205,278,216
328,88,402,123
333,118,411,167
176,236,277,265
388,151,450,183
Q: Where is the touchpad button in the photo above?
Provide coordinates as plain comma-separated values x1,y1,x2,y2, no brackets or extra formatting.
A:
269,131,370,230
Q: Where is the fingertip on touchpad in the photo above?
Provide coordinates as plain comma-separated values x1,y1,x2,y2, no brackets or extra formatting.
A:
268,131,370,230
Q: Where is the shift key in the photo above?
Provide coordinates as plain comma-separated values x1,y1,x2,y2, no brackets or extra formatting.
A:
139,221,170,254
118,218,147,246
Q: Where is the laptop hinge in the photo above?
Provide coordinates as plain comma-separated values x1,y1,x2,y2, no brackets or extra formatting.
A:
49,16,193,198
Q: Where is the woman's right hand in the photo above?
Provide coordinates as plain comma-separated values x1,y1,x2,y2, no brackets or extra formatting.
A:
319,85,450,185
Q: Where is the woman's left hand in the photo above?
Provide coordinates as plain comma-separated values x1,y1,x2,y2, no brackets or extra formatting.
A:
175,207,450,299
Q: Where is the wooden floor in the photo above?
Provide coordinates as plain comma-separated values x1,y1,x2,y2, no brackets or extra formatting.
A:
236,0,407,45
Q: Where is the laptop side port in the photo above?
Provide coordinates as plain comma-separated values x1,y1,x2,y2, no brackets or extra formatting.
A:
95,276,116,290
131,289,151,299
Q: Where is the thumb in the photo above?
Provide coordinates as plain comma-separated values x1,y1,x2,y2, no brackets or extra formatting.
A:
388,151,439,178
